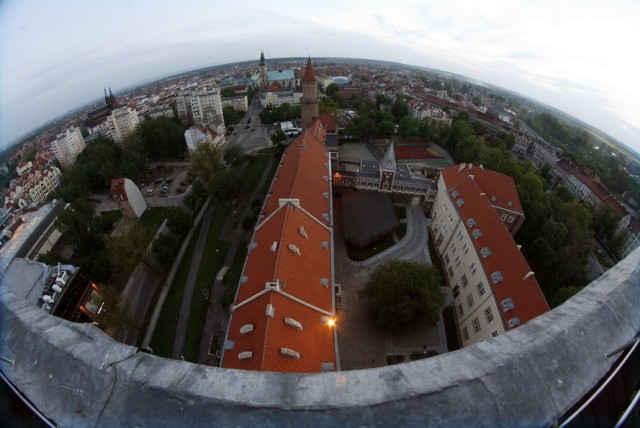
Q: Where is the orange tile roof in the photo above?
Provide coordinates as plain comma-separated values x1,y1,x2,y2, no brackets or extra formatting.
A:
110,178,128,201
442,167,549,328
318,114,336,133
223,119,335,373
441,164,523,214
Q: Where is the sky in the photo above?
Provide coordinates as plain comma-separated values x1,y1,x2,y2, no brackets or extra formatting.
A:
1,0,639,153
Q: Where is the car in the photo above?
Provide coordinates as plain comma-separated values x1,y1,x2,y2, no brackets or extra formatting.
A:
139,182,145,188
146,188,154,194
155,178,164,184
160,188,168,194
177,187,185,193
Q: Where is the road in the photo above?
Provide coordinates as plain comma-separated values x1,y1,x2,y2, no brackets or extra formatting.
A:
226,98,271,153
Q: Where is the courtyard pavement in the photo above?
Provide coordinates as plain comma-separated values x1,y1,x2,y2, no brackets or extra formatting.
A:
334,197,451,370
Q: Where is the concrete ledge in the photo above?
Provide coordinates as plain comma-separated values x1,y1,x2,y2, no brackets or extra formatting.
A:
1,248,639,427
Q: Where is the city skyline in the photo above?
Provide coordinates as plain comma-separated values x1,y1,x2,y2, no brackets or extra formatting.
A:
1,0,639,153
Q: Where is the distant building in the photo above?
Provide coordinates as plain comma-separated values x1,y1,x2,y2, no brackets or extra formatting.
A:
52,127,86,169
16,160,33,177
175,89,224,127
260,91,302,109
222,119,337,373
107,106,140,146
184,125,225,151
430,164,549,347
111,178,147,219
86,87,119,128
221,95,249,112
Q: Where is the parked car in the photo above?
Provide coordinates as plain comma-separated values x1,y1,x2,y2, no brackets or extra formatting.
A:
146,188,154,194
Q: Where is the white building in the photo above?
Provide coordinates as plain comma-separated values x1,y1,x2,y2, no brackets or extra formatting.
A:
107,106,140,146
52,127,86,169
184,125,225,151
110,178,147,219
221,95,249,112
176,89,224,126
430,164,549,347
260,91,302,108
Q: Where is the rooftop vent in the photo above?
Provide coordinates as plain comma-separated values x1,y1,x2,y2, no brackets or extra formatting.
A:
502,298,515,312
320,278,329,287
508,200,513,206
472,229,482,239
280,348,301,359
456,198,465,207
451,190,460,198
266,304,275,317
240,324,254,334
265,280,281,290
299,226,308,239
481,247,492,258
240,275,249,284
270,241,278,252
467,218,476,227
492,271,504,284
238,351,253,360
284,317,303,330
523,271,535,280
508,317,521,328
288,243,301,255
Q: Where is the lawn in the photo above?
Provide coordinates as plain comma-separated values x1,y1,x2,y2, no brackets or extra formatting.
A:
182,207,231,362
139,206,167,231
240,154,272,194
347,235,396,261
149,220,202,358
260,154,281,195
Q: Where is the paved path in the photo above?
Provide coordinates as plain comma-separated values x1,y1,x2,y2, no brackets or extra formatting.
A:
171,204,215,359
197,154,277,365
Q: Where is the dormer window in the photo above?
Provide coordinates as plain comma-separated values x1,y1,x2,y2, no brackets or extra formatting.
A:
472,229,482,239
238,351,253,360
280,348,301,359
502,298,514,312
481,247,492,258
284,317,303,330
240,324,254,334
288,243,301,255
492,271,504,284
456,198,465,207
467,218,476,227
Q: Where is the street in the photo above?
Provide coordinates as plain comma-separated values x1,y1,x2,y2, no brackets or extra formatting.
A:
226,98,271,153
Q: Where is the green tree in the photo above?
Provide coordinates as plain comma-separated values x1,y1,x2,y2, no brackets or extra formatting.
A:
151,233,179,266
391,96,409,122
592,204,620,239
360,260,445,332
271,130,287,146
223,106,242,126
36,251,65,265
189,142,223,183
221,88,236,97
54,199,100,251
223,145,245,167
106,225,156,275
210,169,240,201
325,83,339,98
165,206,192,236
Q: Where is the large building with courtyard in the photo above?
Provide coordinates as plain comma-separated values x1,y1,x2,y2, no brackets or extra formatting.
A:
430,163,549,346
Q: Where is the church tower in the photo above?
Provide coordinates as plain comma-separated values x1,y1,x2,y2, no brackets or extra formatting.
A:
259,51,267,90
300,56,319,130
379,142,397,191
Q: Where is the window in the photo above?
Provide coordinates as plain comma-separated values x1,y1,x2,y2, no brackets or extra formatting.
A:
444,254,450,264
462,327,469,340
467,218,476,227
484,307,494,322
470,262,477,275
457,230,463,241
452,285,460,298
491,330,499,338
456,198,465,207
451,242,457,253
284,317,303,330
466,294,474,308
500,213,507,221
472,317,481,333
461,274,469,287
463,243,469,254
472,229,482,239
457,304,464,316
447,267,454,278
448,213,454,223
508,216,515,223
477,282,485,296
455,256,461,267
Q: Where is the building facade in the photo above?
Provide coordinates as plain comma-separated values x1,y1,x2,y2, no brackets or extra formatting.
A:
430,164,549,346
221,95,249,112
184,125,225,151
175,89,224,126
111,178,147,219
52,127,86,169
107,106,140,145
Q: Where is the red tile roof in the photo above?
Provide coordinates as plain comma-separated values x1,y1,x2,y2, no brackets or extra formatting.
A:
110,178,128,201
318,114,336,133
441,165,549,329
302,57,316,82
223,119,336,373
442,163,523,214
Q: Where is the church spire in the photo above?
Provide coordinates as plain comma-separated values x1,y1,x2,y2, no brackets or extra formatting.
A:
302,56,316,82
260,50,265,65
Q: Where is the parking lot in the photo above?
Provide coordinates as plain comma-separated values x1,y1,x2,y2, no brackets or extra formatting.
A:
138,162,191,207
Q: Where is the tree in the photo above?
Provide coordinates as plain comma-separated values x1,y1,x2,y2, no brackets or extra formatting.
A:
391,96,409,122
165,206,192,236
37,251,65,265
271,130,287,146
592,204,620,239
360,259,445,332
210,169,240,201
223,145,245,167
55,199,100,251
189,142,223,183
221,88,236,97
151,233,179,266
106,225,156,274
223,106,242,126
325,83,339,98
